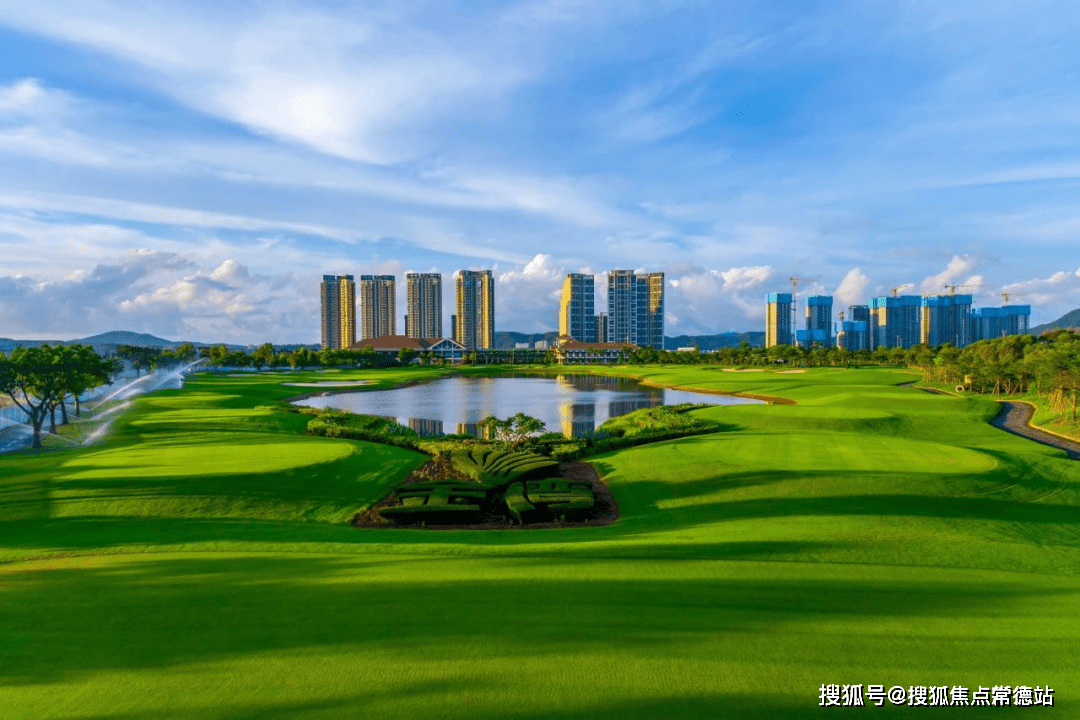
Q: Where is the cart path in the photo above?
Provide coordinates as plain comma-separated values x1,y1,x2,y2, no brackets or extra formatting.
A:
991,401,1080,461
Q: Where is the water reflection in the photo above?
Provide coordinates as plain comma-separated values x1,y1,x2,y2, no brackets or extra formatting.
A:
409,418,444,437
560,403,596,436
295,374,763,439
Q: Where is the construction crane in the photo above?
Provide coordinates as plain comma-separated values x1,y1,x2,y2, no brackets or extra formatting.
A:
943,283,980,297
891,283,912,297
1001,291,1022,305
789,276,818,342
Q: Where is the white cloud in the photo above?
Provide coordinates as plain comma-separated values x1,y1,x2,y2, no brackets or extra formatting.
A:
719,265,774,291
920,254,980,293
0,4,522,164
0,78,76,117
835,267,870,306
496,254,566,332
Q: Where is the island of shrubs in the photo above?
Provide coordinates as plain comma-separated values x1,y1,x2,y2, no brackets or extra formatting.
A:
261,402,724,526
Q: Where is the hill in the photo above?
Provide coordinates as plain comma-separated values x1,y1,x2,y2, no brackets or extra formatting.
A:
0,331,246,353
493,331,559,349
1030,308,1080,335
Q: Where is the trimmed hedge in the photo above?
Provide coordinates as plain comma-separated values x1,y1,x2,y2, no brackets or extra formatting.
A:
450,448,558,485
502,483,534,524
379,482,488,522
524,478,594,511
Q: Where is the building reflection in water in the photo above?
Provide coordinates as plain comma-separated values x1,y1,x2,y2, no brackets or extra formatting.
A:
456,422,495,439
556,374,634,393
409,418,444,436
559,402,596,438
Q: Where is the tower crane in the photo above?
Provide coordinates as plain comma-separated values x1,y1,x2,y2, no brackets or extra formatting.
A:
1001,291,1022,305
789,276,818,342
943,283,980,297
891,283,912,297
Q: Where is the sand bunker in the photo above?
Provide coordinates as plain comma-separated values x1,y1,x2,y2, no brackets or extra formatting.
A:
777,369,807,374
282,380,373,387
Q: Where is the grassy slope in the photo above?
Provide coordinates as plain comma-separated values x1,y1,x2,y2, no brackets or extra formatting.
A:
1,365,1078,719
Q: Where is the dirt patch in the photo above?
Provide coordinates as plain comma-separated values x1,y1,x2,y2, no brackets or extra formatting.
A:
352,459,618,530
899,381,953,396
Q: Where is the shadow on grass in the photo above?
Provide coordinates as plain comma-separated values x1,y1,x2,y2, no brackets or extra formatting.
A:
2,554,1075,691
71,690,851,720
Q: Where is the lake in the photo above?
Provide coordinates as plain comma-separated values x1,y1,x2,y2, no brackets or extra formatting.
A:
292,374,764,437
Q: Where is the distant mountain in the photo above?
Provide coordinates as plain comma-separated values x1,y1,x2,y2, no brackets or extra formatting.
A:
1030,309,1080,335
0,331,246,353
77,331,190,348
494,331,559,349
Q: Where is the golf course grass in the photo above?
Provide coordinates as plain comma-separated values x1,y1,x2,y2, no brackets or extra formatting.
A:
2,365,1078,718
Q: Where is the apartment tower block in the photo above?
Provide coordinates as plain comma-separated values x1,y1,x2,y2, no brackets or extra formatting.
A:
359,275,396,340
320,274,355,349
765,292,794,347
405,273,443,339
455,270,494,351
559,273,597,342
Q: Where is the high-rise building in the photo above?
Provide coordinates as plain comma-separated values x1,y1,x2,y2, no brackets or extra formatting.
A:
607,270,636,344
606,270,664,349
359,275,396,339
455,270,494,350
320,274,355,349
765,292,794,347
406,273,442,339
969,305,1031,342
835,320,869,351
559,274,596,342
797,295,833,348
920,294,972,347
635,272,665,350
870,296,921,349
596,312,608,343
848,305,871,351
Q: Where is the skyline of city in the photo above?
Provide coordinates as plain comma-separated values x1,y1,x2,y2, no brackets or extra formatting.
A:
766,290,1032,352
321,266,1044,353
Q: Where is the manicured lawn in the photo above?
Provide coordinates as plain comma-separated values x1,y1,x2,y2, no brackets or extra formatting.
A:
1,365,1078,718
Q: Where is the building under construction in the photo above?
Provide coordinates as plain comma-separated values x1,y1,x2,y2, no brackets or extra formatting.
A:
765,292,794,348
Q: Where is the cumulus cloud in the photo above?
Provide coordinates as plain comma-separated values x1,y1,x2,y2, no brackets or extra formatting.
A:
665,265,776,333
835,267,871,306
920,254,980,294
0,249,307,343
495,254,567,332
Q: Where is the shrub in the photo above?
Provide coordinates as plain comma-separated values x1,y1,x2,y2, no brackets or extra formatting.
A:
524,478,594,511
379,481,489,523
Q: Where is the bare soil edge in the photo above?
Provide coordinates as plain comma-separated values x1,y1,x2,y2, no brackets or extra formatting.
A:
991,401,1080,461
352,459,619,531
898,380,955,396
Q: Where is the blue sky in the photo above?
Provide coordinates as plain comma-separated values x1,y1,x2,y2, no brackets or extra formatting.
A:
1,0,1079,343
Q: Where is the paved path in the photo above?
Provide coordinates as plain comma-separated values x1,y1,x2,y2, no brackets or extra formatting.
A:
990,401,1080,460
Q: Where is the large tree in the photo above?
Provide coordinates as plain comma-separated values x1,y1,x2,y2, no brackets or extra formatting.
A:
60,345,120,421
1,346,70,448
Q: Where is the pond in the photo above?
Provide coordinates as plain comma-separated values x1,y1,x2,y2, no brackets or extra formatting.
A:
292,374,765,437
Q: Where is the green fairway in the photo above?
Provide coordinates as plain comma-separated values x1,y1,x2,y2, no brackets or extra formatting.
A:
2,365,1078,718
